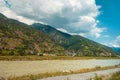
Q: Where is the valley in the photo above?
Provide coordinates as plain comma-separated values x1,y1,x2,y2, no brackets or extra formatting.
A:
0,0,120,80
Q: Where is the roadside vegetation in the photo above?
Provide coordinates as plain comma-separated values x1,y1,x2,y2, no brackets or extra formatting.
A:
88,71,120,80
8,64,120,80
109,71,120,80
0,56,119,61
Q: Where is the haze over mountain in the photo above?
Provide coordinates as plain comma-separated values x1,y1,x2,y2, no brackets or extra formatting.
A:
111,47,120,55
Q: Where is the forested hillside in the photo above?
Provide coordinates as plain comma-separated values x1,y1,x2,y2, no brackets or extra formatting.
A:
32,23,116,57
0,13,65,56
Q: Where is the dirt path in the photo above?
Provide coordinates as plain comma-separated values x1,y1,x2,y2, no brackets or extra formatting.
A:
39,68,120,80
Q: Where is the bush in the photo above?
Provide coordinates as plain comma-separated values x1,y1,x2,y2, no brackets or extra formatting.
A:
95,66,101,69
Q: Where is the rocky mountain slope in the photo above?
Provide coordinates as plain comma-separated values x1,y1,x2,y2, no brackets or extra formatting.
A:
0,13,117,56
32,23,116,57
111,47,120,55
0,13,65,56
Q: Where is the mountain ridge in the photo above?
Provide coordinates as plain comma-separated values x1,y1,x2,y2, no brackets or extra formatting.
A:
111,47,120,55
0,13,65,56
0,13,117,56
32,23,116,57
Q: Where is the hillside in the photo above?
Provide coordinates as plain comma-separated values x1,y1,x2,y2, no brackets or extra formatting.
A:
0,13,117,57
111,47,120,55
0,13,65,56
32,23,116,57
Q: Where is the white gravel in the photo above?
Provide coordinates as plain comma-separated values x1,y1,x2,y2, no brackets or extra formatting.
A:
0,60,120,78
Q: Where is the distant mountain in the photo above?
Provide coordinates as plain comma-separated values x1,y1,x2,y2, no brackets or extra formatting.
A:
32,23,116,57
111,47,120,55
0,13,65,56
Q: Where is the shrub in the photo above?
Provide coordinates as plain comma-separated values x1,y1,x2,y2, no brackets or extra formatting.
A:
95,66,101,69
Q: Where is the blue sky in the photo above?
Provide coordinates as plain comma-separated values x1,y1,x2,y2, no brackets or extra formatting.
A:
0,0,120,47
94,0,120,47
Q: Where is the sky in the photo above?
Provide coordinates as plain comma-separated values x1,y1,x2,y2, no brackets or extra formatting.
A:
0,0,120,47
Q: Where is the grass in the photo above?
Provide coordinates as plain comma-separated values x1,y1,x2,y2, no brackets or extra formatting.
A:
0,56,119,61
8,64,120,80
88,64,120,80
89,71,120,80
109,71,120,80
88,74,104,80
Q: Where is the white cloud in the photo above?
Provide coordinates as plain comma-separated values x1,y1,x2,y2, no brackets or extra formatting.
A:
57,28,77,35
116,36,120,40
90,27,106,38
0,0,105,38
0,0,34,24
106,35,120,47
114,36,120,47
57,28,69,34
79,33,86,37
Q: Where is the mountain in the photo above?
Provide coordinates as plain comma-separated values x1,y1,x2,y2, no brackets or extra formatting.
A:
0,13,117,56
111,47,120,55
32,23,116,57
0,13,65,56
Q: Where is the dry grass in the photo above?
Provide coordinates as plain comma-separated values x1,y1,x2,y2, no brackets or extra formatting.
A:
88,71,120,80
0,56,119,61
8,65,120,80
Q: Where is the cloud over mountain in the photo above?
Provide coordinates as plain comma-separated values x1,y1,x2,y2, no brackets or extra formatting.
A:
0,0,105,38
109,35,120,47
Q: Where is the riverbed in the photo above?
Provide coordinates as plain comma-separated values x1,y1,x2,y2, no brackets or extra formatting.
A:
0,59,120,78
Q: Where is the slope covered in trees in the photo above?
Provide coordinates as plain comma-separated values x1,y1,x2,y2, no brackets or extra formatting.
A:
0,13,117,56
0,13,65,56
32,23,116,57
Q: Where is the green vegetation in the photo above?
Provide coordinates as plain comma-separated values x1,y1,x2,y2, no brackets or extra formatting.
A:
0,13,65,56
89,64,120,80
8,65,120,80
95,66,101,69
89,74,103,80
112,47,120,55
0,13,117,56
89,71,120,80
109,71,120,80
32,23,117,57
0,56,119,61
